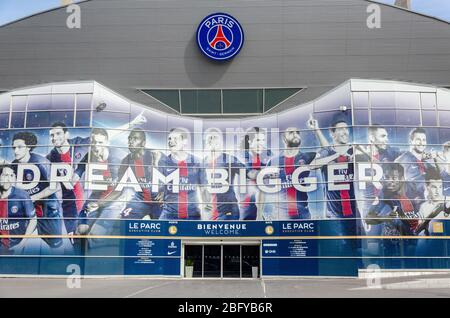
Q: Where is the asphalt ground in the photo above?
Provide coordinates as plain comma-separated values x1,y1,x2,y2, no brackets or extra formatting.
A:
1,274,450,298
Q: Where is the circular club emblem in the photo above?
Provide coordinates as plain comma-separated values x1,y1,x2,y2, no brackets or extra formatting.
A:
265,225,274,236
196,13,244,61
11,206,18,214
168,225,178,235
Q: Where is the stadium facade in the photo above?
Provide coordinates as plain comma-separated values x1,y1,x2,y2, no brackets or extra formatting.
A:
0,0,449,278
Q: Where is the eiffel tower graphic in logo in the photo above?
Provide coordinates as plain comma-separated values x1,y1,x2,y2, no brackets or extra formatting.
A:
209,25,232,50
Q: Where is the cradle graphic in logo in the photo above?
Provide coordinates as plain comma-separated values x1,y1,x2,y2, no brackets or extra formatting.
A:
196,13,244,61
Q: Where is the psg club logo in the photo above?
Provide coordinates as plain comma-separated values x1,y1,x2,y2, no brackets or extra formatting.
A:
196,13,244,61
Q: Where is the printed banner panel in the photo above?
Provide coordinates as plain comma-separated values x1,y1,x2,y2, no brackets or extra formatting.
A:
0,82,450,264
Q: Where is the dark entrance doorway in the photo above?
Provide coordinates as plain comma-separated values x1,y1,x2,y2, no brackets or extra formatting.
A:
183,244,260,279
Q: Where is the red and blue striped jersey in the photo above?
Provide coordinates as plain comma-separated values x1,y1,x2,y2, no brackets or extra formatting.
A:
319,147,357,218
160,154,205,219
0,187,35,248
267,152,316,219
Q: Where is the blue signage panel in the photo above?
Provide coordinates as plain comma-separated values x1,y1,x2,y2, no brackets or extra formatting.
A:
262,258,319,276
262,239,318,257
124,257,180,276
124,239,181,257
125,220,318,238
196,12,244,61
126,221,165,236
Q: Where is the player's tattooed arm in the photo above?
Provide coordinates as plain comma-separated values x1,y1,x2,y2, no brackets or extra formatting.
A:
307,114,330,147
429,149,447,173
416,202,448,234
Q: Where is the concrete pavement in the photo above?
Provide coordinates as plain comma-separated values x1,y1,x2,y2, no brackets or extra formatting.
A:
1,274,450,298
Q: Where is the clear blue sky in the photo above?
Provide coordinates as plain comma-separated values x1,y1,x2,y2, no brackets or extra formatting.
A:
0,0,82,26
0,0,449,26
374,0,450,21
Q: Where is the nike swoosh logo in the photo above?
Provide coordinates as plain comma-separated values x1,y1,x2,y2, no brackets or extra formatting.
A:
168,251,177,255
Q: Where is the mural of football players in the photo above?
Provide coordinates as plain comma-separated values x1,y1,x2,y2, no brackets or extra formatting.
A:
118,128,165,220
309,114,365,254
366,163,422,255
266,126,348,220
356,125,402,163
355,125,402,236
240,127,272,220
201,128,244,220
415,168,450,236
0,165,37,255
430,141,450,196
311,116,358,217
159,128,204,220
47,122,89,236
11,131,63,249
395,128,433,200
49,113,147,230
76,128,122,237
439,141,450,175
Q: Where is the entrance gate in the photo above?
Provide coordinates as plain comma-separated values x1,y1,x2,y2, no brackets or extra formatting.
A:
183,243,260,279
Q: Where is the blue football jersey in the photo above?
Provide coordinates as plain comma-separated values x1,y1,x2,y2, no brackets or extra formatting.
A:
267,152,316,219
160,153,205,219
0,187,35,248
13,153,61,217
395,151,432,200
203,153,244,220
47,136,90,201
319,147,357,218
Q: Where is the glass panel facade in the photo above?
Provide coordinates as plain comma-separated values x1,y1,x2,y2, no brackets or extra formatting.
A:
27,94,51,111
264,88,301,112
370,91,395,109
353,92,369,109
145,88,301,114
11,95,27,111
180,90,221,114
143,89,180,112
222,89,263,113
76,94,93,110
1,80,450,277
421,93,436,109
0,94,10,112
